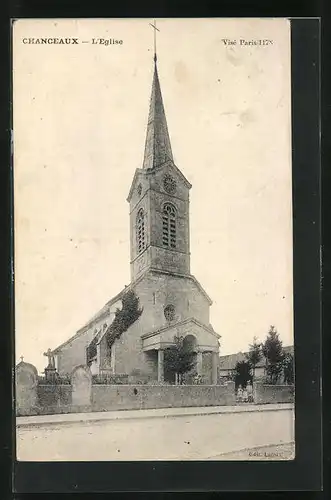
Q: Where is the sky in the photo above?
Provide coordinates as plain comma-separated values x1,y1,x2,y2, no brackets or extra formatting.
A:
13,18,293,373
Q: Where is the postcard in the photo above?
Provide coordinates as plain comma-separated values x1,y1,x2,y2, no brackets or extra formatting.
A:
13,18,294,462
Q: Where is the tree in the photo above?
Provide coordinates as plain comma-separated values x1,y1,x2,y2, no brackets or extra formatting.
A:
233,360,252,389
164,335,196,385
262,325,284,384
283,353,294,385
245,336,262,381
105,289,143,350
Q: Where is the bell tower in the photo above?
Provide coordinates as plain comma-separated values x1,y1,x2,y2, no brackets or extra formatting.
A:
127,48,192,281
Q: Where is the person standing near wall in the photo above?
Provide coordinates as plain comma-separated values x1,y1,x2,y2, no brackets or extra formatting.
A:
247,380,253,403
237,385,243,403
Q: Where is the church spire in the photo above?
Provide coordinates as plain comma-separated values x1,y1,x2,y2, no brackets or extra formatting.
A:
143,22,173,170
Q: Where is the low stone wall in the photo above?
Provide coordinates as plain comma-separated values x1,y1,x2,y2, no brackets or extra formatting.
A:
16,378,295,416
36,385,72,414
254,383,294,404
91,383,236,412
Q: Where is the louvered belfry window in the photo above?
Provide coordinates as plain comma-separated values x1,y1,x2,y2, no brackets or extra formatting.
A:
137,208,145,254
162,203,176,249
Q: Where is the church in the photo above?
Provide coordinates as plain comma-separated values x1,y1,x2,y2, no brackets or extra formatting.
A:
51,51,221,385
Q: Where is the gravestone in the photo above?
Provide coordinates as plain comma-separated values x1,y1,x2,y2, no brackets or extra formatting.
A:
71,365,92,409
16,360,38,416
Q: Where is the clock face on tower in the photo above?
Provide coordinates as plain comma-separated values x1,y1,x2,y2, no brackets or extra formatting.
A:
163,174,176,195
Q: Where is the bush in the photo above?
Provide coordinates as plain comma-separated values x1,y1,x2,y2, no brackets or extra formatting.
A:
262,326,284,384
37,374,71,385
92,374,128,385
106,290,143,350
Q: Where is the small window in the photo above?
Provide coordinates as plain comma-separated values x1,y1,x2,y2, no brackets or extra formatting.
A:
136,208,146,254
162,203,176,249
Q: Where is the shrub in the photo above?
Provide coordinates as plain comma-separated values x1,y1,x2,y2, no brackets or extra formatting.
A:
92,374,128,385
37,374,71,385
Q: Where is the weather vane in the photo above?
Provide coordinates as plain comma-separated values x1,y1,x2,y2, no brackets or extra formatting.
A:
149,19,160,62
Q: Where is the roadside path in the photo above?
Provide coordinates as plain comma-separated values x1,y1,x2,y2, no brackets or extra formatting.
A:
17,404,295,461
17,403,294,428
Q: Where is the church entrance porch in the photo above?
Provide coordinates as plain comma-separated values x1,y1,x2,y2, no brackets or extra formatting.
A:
142,349,176,384
181,334,198,384
141,318,220,384
150,339,218,386
141,349,173,383
163,349,175,384
142,350,158,381
157,334,199,385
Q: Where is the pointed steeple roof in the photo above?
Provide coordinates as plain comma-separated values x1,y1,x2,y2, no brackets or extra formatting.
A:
142,59,174,170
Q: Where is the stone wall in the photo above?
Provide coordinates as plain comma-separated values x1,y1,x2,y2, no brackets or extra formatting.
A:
135,272,211,330
111,273,217,377
16,357,235,416
254,383,294,404
16,372,295,417
55,308,118,376
37,385,72,414
91,383,236,412
202,352,213,385
129,162,191,278
52,270,216,379
56,327,98,376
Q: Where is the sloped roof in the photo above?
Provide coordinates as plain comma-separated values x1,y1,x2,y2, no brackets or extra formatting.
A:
283,345,294,355
141,316,220,341
219,345,294,371
81,288,125,331
51,288,125,354
219,352,247,371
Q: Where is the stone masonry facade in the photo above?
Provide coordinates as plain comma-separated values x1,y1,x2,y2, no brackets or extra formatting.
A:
51,54,221,384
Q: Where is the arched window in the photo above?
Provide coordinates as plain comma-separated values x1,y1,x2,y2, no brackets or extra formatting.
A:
136,208,145,254
162,203,176,249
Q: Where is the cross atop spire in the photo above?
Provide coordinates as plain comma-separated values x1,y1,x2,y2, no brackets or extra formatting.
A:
149,19,159,63
143,21,174,170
